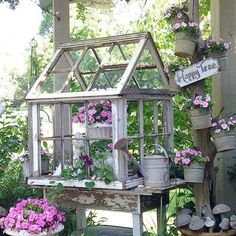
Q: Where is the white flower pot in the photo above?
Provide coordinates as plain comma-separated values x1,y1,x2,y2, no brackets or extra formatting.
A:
5,224,64,236
87,124,112,139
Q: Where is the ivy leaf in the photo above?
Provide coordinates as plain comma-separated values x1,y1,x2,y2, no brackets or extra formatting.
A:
85,181,95,190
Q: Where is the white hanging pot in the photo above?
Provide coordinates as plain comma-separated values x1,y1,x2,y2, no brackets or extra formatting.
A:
189,109,211,130
184,161,205,184
87,123,112,139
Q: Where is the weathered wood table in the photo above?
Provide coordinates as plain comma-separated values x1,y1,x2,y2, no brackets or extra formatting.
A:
52,181,184,236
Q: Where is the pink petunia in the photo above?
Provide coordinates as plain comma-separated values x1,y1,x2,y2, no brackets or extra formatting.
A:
173,22,181,30
176,12,183,19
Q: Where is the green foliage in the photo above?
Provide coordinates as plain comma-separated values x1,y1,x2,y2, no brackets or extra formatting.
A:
39,5,53,38
86,210,107,227
47,183,64,204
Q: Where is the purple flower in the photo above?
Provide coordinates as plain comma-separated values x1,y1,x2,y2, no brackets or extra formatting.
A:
176,12,183,19
173,22,181,30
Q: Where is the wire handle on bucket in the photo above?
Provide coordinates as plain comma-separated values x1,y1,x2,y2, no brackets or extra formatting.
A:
153,144,169,159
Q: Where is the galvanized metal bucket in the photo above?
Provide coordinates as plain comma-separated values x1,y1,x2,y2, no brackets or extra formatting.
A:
184,161,205,184
189,109,211,130
143,144,170,188
175,32,197,58
212,131,235,152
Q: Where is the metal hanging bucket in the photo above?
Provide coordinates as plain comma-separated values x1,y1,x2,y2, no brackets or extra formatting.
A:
143,144,170,188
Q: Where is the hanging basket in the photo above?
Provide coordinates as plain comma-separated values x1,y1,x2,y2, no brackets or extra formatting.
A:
167,73,181,92
87,123,112,139
143,144,170,188
212,130,235,152
180,229,236,236
189,109,211,130
184,161,205,184
5,224,64,236
212,51,229,71
175,32,197,58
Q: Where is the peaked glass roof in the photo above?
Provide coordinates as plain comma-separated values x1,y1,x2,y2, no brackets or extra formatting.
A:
26,32,168,101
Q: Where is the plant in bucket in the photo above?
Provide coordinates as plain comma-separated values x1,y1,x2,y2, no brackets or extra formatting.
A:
211,116,236,152
164,1,189,24
0,198,65,236
143,144,170,188
174,148,209,183
203,38,231,71
73,100,112,139
173,21,200,58
186,94,213,130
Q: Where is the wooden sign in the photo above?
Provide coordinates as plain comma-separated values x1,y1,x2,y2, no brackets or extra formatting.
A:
174,58,219,87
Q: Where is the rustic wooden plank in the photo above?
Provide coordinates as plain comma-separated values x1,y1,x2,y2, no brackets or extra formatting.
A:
138,100,144,166
56,188,140,213
125,178,144,189
153,100,159,154
28,178,124,189
167,98,174,152
112,99,128,181
59,32,150,50
31,104,41,176
28,103,34,177
116,38,148,93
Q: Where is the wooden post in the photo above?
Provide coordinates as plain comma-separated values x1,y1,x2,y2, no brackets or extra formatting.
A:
52,0,71,168
189,0,215,215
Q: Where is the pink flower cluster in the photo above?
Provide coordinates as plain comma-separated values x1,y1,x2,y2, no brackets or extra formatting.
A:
192,94,211,109
211,117,236,134
174,148,209,166
73,100,112,125
0,198,65,234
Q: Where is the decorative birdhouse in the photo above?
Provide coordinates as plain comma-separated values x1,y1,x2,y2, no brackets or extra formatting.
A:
26,32,174,190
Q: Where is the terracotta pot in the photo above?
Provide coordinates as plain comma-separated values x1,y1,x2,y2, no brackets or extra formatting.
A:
184,162,205,184
175,32,197,58
189,109,211,130
180,229,236,236
212,130,235,152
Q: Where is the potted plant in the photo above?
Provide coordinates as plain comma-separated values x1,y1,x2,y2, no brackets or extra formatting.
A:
0,198,65,236
186,94,213,130
165,60,190,92
174,148,209,183
211,117,236,152
164,1,189,24
203,38,231,71
173,21,200,58
73,100,112,139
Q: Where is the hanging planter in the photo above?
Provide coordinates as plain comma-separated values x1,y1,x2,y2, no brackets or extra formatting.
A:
175,32,197,58
184,161,206,184
213,51,229,71
212,131,235,152
202,39,231,71
173,21,200,58
211,117,236,152
143,144,170,188
174,148,209,184
189,109,211,130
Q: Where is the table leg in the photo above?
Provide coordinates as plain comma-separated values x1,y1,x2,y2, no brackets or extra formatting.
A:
132,213,143,236
77,208,86,230
157,195,167,235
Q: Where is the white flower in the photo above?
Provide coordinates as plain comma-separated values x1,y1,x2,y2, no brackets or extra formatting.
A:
181,22,187,27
